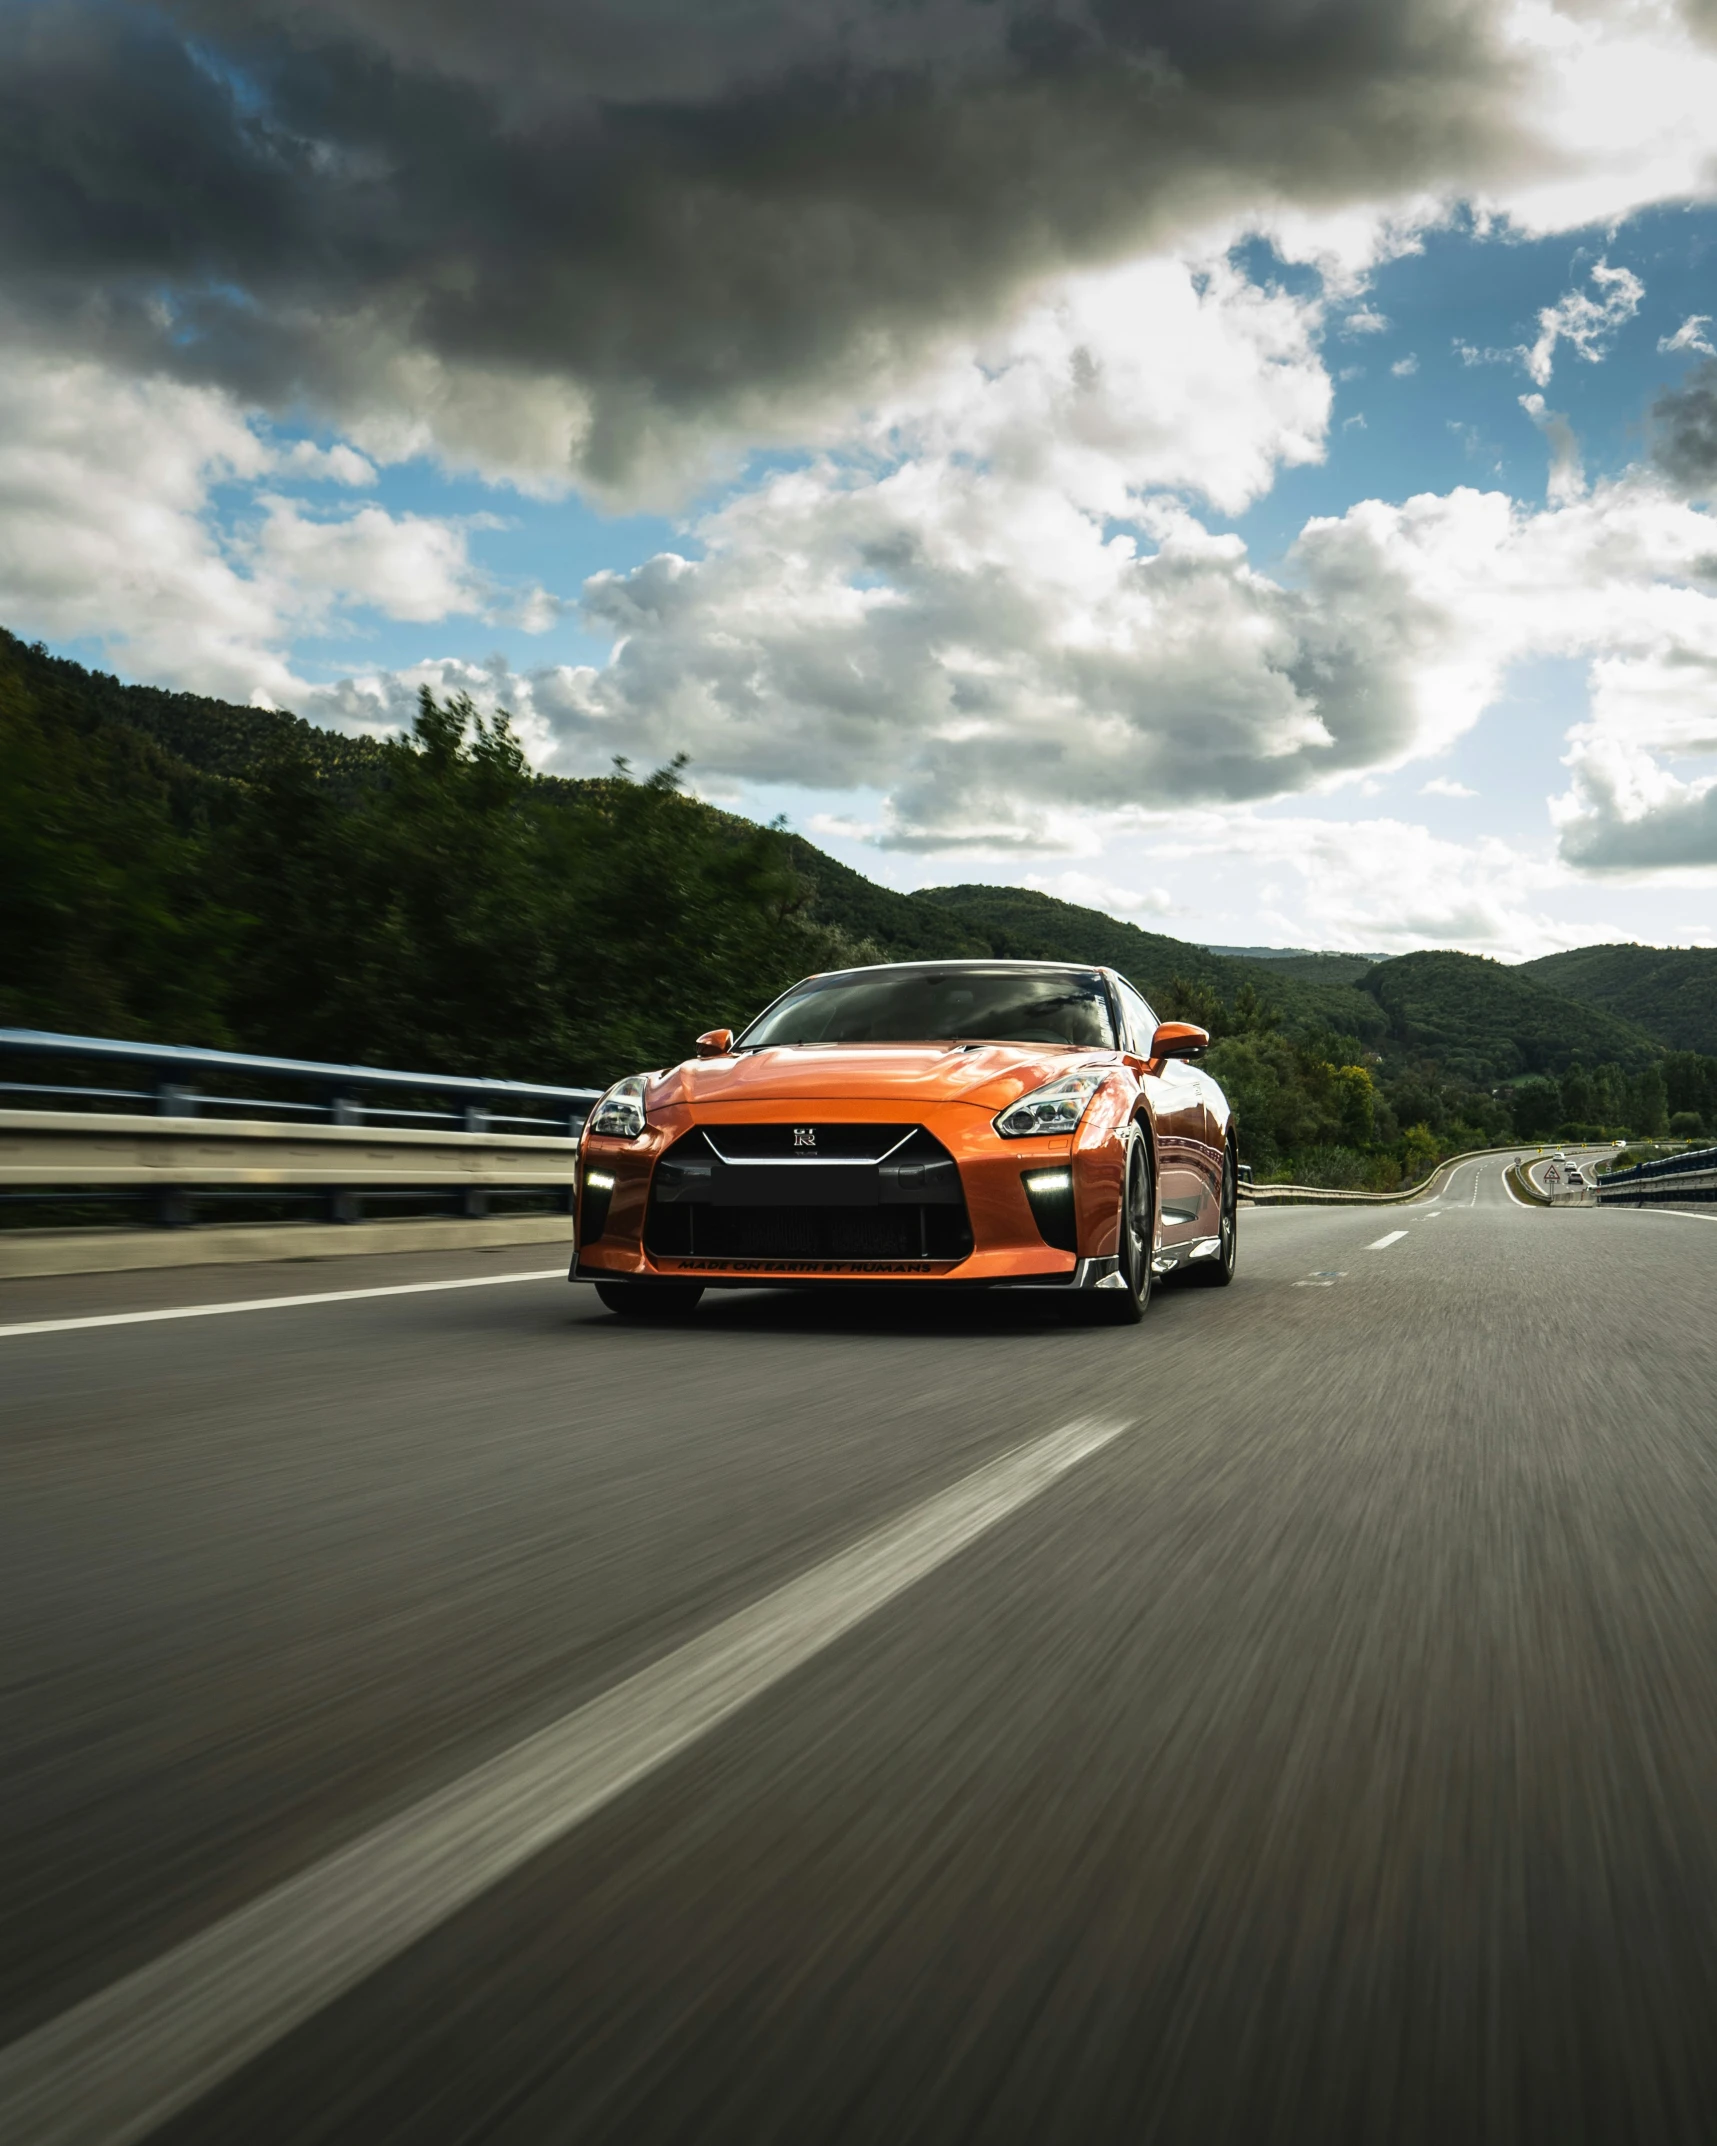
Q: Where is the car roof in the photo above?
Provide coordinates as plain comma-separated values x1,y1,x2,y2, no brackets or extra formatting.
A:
801,958,1114,980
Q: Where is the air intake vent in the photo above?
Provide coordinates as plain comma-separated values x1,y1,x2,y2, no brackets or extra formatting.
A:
646,1126,972,1264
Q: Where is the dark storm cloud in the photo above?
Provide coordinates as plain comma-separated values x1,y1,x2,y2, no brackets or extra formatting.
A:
1651,361,1717,498
2,0,1529,487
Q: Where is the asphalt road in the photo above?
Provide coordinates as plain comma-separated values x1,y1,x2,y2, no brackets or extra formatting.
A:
5,1158,1717,2145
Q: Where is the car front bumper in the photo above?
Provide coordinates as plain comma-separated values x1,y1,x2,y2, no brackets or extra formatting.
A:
571,1097,1130,1287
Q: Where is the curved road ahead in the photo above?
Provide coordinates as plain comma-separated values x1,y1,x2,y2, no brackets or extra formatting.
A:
5,1158,1717,2144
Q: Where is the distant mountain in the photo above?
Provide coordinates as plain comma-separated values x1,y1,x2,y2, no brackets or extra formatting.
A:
915,884,1234,992
3,624,1696,1091
6,628,387,789
906,885,1389,1044
1207,951,1384,985
775,844,990,965
1361,949,1661,1082
1204,946,1386,974
1520,943,1717,1057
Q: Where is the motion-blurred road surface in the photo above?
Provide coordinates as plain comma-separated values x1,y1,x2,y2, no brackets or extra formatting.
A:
4,1157,1717,2144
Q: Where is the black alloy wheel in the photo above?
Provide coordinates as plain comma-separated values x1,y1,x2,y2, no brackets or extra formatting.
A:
1094,1135,1154,1325
1191,1140,1239,1286
594,1282,705,1320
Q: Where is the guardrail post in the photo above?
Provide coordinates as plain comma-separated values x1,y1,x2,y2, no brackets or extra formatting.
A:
328,1190,361,1225
152,1082,194,1225
460,1104,491,1218
153,1188,193,1228
330,1093,362,1126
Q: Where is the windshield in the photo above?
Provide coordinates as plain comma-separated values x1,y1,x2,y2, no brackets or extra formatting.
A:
739,966,1116,1050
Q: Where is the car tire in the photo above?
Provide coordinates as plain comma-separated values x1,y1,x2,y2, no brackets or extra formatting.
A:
593,1282,705,1320
1190,1142,1238,1286
1093,1134,1154,1325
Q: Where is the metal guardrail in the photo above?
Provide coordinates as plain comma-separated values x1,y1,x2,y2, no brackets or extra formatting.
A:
0,1027,599,1132
0,1029,602,1229
1526,1155,1599,1205
1597,1143,1717,1207
1240,1146,1525,1206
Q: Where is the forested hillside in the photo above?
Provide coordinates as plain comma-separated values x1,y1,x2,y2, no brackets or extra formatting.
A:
0,629,868,1079
914,883,1390,1046
1360,950,1660,1081
1521,943,1717,1056
5,627,1716,1183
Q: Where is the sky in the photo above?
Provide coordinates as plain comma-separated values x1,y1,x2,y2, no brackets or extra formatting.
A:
5,1,1717,959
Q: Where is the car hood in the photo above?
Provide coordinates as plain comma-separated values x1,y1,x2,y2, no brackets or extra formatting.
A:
650,1043,1108,1114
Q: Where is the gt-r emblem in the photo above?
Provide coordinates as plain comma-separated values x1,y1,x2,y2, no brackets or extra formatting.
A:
793,1127,816,1148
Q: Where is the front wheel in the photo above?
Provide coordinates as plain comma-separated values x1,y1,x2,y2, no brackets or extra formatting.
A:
1093,1136,1154,1325
594,1282,705,1320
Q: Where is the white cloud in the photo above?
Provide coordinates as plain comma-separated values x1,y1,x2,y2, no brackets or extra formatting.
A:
1421,777,1478,796
250,498,484,625
1391,354,1420,377
278,440,377,486
1343,308,1391,336
305,456,1717,887
861,252,1332,521
1174,813,1568,957
1519,392,1585,506
0,355,293,702
1019,870,1177,919
1659,316,1717,358
1480,1,1717,239
0,352,497,701
1524,259,1644,387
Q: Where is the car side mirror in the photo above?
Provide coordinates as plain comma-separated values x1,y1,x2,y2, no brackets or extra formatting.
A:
1148,1022,1210,1061
695,1028,735,1058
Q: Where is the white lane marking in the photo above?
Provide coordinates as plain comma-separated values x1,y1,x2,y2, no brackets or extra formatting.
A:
1367,1230,1408,1250
1295,1271,1346,1287
0,1415,1130,2146
1501,1161,1534,1209
0,1269,567,1342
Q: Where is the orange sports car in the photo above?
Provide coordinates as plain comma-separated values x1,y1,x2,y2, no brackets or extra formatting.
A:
571,959,1236,1322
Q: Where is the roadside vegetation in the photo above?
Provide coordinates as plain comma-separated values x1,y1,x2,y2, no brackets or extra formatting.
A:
0,632,868,1081
5,626,1716,1186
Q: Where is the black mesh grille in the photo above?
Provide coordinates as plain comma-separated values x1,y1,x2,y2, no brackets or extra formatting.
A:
645,1125,973,1265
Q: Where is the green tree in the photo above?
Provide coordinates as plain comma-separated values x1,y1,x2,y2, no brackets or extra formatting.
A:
221,690,866,1082
1511,1077,1563,1139
0,642,233,1040
1629,1064,1668,1137
1332,1063,1376,1144
1400,1122,1440,1182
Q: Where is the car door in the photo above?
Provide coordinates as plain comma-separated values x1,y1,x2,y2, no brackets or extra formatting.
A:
1116,979,1216,1248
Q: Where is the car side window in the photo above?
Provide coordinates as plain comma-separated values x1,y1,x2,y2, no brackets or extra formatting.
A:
1117,979,1158,1056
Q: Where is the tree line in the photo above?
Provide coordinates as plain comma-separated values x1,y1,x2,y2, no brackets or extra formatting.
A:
1,652,870,1082
1164,975,1713,1190
5,626,1714,1189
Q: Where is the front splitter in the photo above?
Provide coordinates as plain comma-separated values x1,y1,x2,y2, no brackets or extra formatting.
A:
570,1254,1118,1290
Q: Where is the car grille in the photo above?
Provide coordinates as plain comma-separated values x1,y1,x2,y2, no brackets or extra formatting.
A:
645,1125,973,1266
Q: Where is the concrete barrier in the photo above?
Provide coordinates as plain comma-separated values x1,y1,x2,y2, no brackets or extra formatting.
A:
0,1110,577,1195
0,1110,582,1277
0,1212,574,1281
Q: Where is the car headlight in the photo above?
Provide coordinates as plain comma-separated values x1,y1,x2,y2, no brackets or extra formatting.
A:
587,1073,650,1140
993,1068,1107,1139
